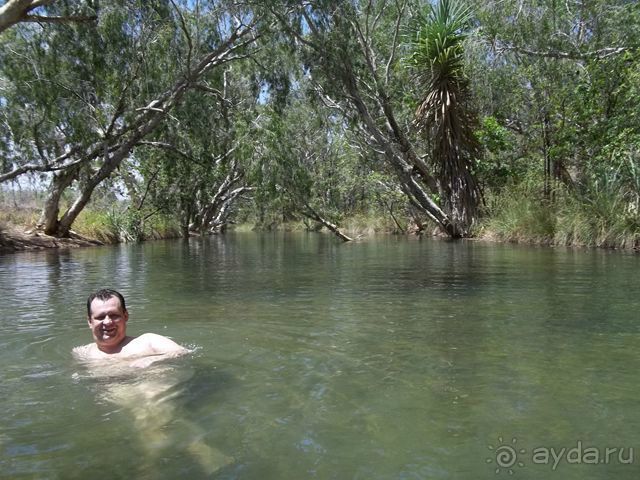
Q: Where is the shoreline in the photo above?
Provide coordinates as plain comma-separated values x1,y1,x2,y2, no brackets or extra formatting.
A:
2,221,639,255
0,224,105,253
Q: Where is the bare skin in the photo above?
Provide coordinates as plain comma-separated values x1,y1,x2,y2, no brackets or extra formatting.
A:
72,294,232,474
73,296,189,368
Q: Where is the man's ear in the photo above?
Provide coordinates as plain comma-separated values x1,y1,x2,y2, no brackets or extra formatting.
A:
123,309,129,322
87,316,92,327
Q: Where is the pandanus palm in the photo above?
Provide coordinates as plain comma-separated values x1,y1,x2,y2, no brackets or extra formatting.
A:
405,0,480,236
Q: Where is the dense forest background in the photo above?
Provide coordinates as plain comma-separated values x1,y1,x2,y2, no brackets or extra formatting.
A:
1,0,639,248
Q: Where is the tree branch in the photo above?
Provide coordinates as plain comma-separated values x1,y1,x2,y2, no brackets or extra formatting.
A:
22,14,97,24
169,0,193,73
0,0,96,33
0,147,84,183
494,41,630,60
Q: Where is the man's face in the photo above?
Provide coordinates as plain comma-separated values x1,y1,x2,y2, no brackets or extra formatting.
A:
88,296,128,352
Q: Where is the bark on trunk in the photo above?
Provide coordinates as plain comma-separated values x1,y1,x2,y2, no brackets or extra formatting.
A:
0,0,47,33
301,203,353,242
340,68,458,237
209,186,254,232
21,21,256,237
0,0,96,33
36,165,79,235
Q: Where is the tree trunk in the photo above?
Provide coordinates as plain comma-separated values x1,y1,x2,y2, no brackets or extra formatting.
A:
210,186,254,232
199,169,241,232
180,197,192,238
335,61,458,237
301,203,352,242
0,0,96,34
21,20,257,237
0,0,48,33
36,165,79,235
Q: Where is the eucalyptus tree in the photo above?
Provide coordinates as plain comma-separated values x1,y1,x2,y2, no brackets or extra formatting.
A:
471,0,640,197
404,0,481,233
132,63,259,238
251,94,357,241
270,0,473,237
0,0,261,237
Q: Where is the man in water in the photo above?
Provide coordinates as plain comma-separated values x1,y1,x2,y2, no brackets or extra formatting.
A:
73,289,232,474
73,288,189,367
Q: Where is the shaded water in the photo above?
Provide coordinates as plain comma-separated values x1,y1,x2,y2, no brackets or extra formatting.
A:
1,233,639,479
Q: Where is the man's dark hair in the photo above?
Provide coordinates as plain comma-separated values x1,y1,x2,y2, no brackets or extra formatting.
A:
87,289,127,317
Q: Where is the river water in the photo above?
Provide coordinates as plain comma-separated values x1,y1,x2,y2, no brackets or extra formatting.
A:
1,233,639,479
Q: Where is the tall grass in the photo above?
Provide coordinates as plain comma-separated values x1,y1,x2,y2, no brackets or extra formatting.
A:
481,172,640,249
74,208,181,243
479,175,556,243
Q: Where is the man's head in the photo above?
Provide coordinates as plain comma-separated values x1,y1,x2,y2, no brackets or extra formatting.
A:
86,289,129,353
87,289,126,317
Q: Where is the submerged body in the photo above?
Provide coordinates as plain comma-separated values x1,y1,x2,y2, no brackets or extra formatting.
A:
72,289,231,476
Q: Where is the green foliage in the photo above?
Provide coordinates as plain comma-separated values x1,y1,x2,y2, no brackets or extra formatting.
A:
404,0,481,234
475,115,528,189
481,174,556,242
74,206,179,243
483,170,640,248
404,0,472,80
73,209,120,243
248,91,382,229
2,0,640,247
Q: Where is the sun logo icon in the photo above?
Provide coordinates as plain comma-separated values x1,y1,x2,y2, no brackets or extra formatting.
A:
486,436,526,474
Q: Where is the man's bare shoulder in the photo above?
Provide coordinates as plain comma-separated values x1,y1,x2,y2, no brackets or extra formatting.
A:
122,333,189,356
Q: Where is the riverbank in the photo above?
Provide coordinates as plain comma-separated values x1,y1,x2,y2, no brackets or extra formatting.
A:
0,206,181,253
3,217,639,254
0,223,105,253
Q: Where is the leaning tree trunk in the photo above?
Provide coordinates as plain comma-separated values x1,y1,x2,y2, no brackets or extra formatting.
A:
36,165,79,235
209,186,254,232
338,64,458,237
179,196,192,238
55,150,130,237
274,4,462,238
300,202,353,242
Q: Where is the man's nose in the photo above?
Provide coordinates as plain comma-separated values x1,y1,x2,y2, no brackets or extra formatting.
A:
103,316,113,324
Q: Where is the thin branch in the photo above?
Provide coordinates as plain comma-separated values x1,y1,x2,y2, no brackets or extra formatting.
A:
136,166,162,211
269,6,319,50
0,154,85,183
363,0,373,41
385,0,406,87
169,0,193,74
22,14,97,24
136,141,207,167
300,201,353,242
193,83,228,105
495,41,630,60
371,0,386,34
350,16,379,79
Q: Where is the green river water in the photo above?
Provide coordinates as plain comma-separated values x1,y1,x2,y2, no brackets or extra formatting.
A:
1,232,639,479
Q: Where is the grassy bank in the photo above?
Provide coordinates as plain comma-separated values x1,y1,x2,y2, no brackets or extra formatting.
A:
479,177,640,250
2,182,640,251
0,203,181,253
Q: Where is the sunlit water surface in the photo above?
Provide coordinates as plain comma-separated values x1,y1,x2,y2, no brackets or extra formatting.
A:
1,233,640,479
